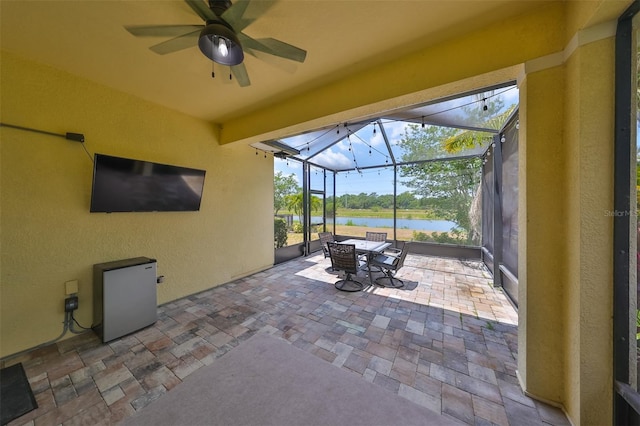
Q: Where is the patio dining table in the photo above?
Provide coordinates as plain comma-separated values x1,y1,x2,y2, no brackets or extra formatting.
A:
338,238,392,286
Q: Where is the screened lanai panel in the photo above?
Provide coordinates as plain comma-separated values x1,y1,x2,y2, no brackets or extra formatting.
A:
501,116,519,277
381,121,491,164
310,131,392,170
334,167,395,239
482,153,495,255
380,85,519,132
309,164,326,191
284,122,369,164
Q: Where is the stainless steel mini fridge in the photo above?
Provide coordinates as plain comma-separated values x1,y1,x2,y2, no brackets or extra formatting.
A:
93,257,158,342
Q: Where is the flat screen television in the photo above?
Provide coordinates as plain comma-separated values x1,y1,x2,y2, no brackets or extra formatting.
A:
90,153,206,213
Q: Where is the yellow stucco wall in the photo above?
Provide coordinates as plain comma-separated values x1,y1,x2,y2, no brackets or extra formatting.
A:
564,35,616,425
0,52,274,357
518,65,567,404
519,20,617,425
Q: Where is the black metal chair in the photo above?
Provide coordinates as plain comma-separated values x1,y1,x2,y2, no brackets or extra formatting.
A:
365,231,387,242
362,231,388,270
327,242,363,292
369,243,409,288
318,232,335,258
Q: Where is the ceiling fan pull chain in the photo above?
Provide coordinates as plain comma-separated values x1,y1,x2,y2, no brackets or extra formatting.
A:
229,66,232,81
211,62,215,79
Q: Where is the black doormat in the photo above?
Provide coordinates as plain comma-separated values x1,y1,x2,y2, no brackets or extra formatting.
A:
0,363,37,425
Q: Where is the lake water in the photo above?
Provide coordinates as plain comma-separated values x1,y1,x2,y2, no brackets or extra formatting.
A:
311,216,457,232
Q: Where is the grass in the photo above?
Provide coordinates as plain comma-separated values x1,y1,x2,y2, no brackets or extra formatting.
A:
284,224,444,246
277,207,454,247
278,208,442,221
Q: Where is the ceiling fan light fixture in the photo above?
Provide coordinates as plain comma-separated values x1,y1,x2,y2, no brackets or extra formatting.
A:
198,19,243,66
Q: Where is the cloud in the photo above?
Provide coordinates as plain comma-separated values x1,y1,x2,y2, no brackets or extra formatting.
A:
384,121,410,142
370,131,385,147
314,148,353,169
282,134,311,150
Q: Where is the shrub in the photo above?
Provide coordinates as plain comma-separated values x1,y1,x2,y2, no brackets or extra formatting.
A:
412,231,430,242
411,230,465,244
292,222,303,233
274,218,287,249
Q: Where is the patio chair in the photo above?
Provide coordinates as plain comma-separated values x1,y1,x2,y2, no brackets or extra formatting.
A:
365,231,387,242
327,242,363,292
362,231,388,270
369,243,409,288
318,232,335,258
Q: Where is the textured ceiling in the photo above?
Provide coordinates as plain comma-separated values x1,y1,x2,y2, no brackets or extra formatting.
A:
1,0,545,124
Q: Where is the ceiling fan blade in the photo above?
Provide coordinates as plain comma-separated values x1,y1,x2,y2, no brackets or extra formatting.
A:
222,0,275,32
231,63,251,87
243,47,299,74
149,30,200,55
184,0,216,21
125,25,203,37
240,35,307,63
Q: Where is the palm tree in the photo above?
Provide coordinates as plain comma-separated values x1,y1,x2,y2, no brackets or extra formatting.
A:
285,192,322,223
443,104,517,153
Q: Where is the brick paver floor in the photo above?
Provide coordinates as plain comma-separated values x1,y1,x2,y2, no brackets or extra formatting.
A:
3,253,569,425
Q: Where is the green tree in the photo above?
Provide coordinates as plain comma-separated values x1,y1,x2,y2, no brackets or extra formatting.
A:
378,194,393,209
442,95,515,153
398,124,481,244
285,192,322,223
274,172,299,215
396,192,419,209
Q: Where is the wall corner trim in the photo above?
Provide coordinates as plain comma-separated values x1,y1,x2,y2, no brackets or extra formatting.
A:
525,19,617,75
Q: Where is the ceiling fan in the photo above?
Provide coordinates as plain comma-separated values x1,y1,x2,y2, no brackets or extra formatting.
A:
125,0,307,87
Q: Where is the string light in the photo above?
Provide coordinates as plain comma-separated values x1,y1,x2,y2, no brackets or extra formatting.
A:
255,86,517,171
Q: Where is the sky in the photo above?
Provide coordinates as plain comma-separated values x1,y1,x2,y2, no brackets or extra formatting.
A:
275,157,407,196
273,86,520,196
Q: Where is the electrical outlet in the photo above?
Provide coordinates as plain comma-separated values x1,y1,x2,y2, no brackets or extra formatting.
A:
64,295,78,312
65,280,78,295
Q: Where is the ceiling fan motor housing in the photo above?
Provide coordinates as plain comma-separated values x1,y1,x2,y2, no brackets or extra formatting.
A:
198,18,244,66
208,0,232,17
